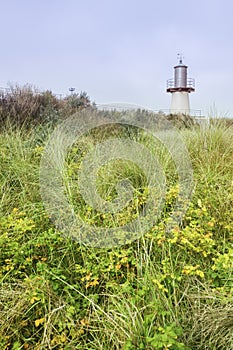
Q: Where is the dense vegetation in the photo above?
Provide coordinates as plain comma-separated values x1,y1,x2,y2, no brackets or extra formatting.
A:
0,85,93,128
0,87,232,349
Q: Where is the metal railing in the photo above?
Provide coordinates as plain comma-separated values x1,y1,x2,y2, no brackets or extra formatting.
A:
167,78,195,89
96,105,202,117
159,109,202,117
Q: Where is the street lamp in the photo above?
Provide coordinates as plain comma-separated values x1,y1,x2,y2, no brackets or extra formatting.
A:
69,87,75,95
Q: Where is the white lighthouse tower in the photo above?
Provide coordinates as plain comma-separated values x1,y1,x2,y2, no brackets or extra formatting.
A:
167,54,195,115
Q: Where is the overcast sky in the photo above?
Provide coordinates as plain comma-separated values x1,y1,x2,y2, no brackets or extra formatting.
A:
1,0,233,117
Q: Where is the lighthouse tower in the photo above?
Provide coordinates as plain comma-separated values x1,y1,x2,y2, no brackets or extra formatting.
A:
167,54,195,115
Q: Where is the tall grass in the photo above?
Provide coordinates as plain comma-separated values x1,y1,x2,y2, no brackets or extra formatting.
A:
0,117,232,349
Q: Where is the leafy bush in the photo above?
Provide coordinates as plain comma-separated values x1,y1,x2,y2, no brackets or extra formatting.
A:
0,85,93,128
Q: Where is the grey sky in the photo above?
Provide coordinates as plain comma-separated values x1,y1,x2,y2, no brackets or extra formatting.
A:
1,0,233,117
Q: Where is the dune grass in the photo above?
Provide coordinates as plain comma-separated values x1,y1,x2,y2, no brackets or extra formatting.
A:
0,117,232,349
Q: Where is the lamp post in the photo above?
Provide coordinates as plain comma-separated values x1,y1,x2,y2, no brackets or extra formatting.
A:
69,87,75,95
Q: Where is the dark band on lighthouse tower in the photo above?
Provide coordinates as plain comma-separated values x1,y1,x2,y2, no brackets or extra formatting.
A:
167,54,195,115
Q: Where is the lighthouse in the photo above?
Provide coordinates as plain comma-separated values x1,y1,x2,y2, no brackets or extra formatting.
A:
167,54,195,115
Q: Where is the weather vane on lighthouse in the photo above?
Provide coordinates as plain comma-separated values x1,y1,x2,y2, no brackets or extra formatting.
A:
177,53,184,65
167,54,195,115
